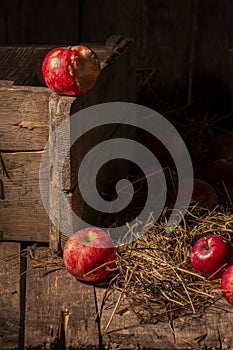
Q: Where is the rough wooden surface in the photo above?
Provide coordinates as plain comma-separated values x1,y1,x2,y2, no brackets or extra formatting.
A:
19,0,80,45
94,280,233,349
1,244,233,349
0,86,50,242
0,0,21,45
192,0,233,121
0,242,20,350
24,247,99,349
0,37,135,246
0,152,50,242
0,86,50,151
49,36,136,250
82,0,193,102
1,245,231,349
48,93,76,252
0,45,117,87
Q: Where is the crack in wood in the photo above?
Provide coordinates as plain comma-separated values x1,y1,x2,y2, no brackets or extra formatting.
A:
94,286,104,350
14,120,48,130
18,243,27,350
0,152,9,200
0,151,9,178
55,308,70,349
0,179,4,200
0,149,45,153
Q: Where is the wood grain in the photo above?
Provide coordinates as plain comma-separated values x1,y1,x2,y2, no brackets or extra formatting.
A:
22,246,233,349
82,0,193,106
0,152,50,242
20,0,80,45
95,287,233,349
48,93,76,251
0,45,118,87
192,0,233,120
0,242,20,350
48,37,135,250
0,0,21,45
0,86,50,151
24,247,99,349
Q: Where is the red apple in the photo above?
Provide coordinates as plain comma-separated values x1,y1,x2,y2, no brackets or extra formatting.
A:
207,158,233,188
63,227,116,283
208,131,233,162
172,178,218,210
190,235,233,279
221,265,233,305
42,45,101,95
191,178,219,210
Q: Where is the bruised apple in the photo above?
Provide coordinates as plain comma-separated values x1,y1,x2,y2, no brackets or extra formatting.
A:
42,45,101,95
191,235,233,279
63,227,116,283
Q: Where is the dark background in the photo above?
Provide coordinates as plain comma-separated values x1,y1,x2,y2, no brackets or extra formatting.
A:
1,0,233,126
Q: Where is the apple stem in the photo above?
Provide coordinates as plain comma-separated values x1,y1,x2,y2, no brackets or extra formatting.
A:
205,238,211,250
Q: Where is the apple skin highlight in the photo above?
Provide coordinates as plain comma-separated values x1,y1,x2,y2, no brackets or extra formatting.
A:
190,235,233,279
63,227,116,283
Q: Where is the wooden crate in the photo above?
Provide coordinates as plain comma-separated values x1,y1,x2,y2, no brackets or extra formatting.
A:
1,35,233,350
0,35,135,251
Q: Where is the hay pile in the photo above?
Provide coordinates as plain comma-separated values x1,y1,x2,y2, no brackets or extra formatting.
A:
109,206,233,323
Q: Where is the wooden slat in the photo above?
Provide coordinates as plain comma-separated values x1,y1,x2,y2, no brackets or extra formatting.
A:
82,0,193,105
0,86,50,151
20,0,80,45
0,47,50,86
24,247,99,348
48,93,76,251
192,0,233,120
48,37,135,250
95,288,233,349
0,152,50,242
0,242,20,349
0,45,118,87
0,0,21,45
24,248,233,349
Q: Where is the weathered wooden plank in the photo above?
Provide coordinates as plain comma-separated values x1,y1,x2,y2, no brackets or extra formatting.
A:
0,47,51,86
47,37,135,250
0,45,117,87
24,247,99,348
0,242,20,349
95,287,233,349
144,0,193,104
82,0,193,106
15,244,233,349
20,0,80,45
0,86,50,151
0,0,21,45
48,93,76,251
192,0,233,120
0,151,50,242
